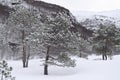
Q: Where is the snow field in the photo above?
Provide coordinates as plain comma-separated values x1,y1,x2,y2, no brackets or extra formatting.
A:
7,55,120,80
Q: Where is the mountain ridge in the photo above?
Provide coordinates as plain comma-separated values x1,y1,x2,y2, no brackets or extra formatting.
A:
72,9,120,29
72,9,120,20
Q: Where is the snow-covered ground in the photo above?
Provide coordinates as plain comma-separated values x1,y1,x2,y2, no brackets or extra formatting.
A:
7,55,120,80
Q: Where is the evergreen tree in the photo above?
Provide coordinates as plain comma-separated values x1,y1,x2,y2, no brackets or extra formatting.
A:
34,13,76,75
92,24,120,60
72,33,91,58
6,6,42,67
0,60,15,80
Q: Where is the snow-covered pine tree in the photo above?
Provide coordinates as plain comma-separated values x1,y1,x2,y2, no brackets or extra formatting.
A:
0,60,15,80
92,23,120,60
34,12,76,75
71,32,91,58
5,6,43,67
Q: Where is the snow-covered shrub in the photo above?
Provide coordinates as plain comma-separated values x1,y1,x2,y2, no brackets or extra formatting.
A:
57,53,76,67
0,60,15,80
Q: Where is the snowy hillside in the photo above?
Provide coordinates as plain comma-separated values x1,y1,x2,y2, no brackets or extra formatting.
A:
72,10,120,29
79,15,120,30
98,9,120,19
72,11,97,21
8,55,120,80
72,9,120,20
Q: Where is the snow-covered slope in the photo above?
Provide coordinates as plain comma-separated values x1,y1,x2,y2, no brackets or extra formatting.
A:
72,10,120,29
8,55,120,80
72,11,97,21
98,9,120,19
72,9,120,20
79,15,120,30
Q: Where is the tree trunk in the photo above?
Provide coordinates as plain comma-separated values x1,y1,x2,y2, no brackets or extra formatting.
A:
26,45,30,67
44,64,48,75
44,46,50,75
102,54,107,60
103,39,108,60
105,54,107,60
22,43,26,67
102,54,104,60
79,52,82,57
22,30,27,68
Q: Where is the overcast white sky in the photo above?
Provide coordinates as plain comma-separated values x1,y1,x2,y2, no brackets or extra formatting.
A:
41,0,120,12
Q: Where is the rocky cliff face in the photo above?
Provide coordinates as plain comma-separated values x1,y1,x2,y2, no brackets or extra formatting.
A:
24,0,77,27
24,0,70,13
0,4,13,22
0,0,92,37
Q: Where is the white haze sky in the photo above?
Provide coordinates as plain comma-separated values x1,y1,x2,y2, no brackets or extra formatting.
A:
41,0,120,12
